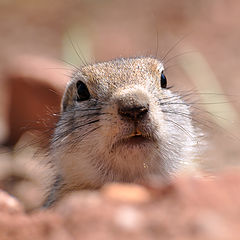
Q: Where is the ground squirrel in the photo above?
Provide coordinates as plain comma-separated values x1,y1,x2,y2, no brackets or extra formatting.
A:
43,57,200,208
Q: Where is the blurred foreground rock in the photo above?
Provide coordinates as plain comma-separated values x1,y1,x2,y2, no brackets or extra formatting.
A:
0,171,240,240
0,55,69,210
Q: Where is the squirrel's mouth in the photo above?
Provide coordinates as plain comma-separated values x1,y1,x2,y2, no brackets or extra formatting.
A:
112,132,153,150
123,135,148,145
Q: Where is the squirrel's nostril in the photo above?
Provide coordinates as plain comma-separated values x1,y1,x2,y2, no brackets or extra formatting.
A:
118,106,149,120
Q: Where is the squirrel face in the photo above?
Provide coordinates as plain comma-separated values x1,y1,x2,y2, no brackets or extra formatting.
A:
50,57,199,189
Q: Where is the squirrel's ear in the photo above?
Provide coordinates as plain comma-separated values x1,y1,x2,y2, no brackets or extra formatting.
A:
61,80,77,112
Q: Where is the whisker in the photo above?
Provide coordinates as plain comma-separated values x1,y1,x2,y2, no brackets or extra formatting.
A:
160,101,230,106
76,40,89,66
155,29,159,59
160,33,190,62
163,50,197,65
67,32,88,67
164,119,195,140
68,126,101,151
53,119,100,143
58,58,80,71
162,110,213,129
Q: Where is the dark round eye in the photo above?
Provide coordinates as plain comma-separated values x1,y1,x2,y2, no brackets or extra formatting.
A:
76,80,90,101
160,71,167,88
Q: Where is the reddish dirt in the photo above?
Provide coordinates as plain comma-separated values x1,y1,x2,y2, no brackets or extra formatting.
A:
0,171,240,240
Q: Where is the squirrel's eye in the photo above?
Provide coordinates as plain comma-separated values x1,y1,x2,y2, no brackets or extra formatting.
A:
76,81,90,101
160,71,167,88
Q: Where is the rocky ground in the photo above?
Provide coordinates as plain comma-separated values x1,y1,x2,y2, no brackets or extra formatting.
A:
0,1,240,239
0,170,239,240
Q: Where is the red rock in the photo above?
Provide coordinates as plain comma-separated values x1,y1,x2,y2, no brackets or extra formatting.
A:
2,55,70,146
0,170,240,239
101,183,151,203
0,190,23,214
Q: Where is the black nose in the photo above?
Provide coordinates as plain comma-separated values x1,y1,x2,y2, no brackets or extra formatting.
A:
118,105,149,120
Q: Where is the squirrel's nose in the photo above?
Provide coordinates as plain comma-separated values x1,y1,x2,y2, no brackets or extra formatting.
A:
118,105,149,120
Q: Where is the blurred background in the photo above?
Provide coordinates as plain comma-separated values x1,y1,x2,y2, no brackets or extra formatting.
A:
0,0,240,210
